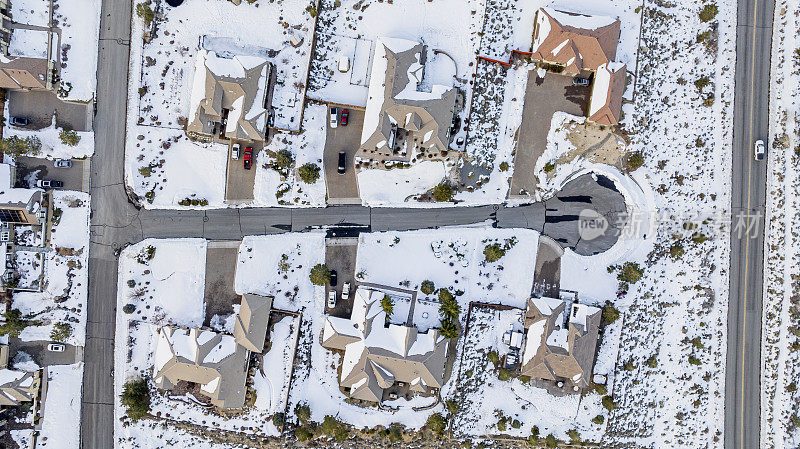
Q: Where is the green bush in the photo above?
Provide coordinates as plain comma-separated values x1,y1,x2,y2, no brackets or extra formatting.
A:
59,129,81,146
626,151,644,171
688,354,702,365
487,350,500,366
694,76,710,90
646,354,658,368
594,383,607,396
445,399,459,415
699,4,718,22
527,426,540,445
567,429,581,445
0,309,33,337
511,419,521,429
440,318,459,339
305,4,318,17
272,412,285,428
623,360,635,371
387,423,404,442
50,322,72,342
602,302,620,325
498,368,512,381
483,243,506,262
592,414,605,424
295,426,314,441
499,161,509,172
0,136,41,157
543,161,556,172
135,3,155,26
136,245,156,264
697,30,712,43
295,403,311,423
432,182,453,202
121,378,150,421
309,264,331,286
426,413,447,436
420,280,435,295
602,395,616,411
669,243,685,259
123,304,136,314
381,294,394,316
298,163,320,183
617,262,644,284
545,434,558,448
321,415,349,441
274,149,294,174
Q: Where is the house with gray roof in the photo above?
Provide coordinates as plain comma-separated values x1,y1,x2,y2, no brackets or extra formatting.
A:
321,287,449,403
234,293,272,353
519,297,601,389
186,49,273,143
0,344,40,407
357,38,458,167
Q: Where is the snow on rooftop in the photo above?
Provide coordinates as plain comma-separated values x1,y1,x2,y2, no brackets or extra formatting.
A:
589,61,625,117
543,7,617,31
202,335,237,364
546,326,569,351
0,369,26,386
169,329,198,362
522,320,546,365
201,376,220,394
533,296,564,316
551,39,570,56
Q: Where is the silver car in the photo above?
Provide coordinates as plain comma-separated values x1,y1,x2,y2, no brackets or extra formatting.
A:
754,139,766,161
54,159,72,168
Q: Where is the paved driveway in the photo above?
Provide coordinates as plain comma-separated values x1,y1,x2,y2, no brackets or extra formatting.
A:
10,338,79,366
224,140,261,204
16,156,87,191
323,107,363,202
509,71,590,197
8,90,92,132
324,237,358,318
203,241,239,326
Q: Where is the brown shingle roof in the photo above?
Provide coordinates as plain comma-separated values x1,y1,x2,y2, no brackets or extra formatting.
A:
0,56,49,90
588,62,627,125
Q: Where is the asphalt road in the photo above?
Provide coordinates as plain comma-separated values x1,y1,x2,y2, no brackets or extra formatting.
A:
83,4,625,449
724,1,774,449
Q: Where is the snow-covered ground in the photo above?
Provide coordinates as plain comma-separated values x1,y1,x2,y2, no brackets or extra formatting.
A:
115,238,300,447
12,191,89,346
357,161,446,206
253,103,327,207
36,363,83,449
53,0,101,101
3,110,94,159
10,0,50,27
761,1,800,448
128,0,314,132
8,28,48,59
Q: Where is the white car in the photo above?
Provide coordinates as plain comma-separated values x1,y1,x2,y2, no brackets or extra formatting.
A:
342,282,351,300
329,107,338,128
47,343,66,352
754,139,766,161
327,290,337,308
54,159,72,168
338,55,350,73
231,143,240,160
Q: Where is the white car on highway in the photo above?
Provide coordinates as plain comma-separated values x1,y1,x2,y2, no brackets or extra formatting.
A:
754,139,766,161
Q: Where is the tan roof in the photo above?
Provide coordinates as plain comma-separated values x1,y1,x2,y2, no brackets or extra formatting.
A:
588,62,627,125
531,8,620,75
234,293,272,353
0,56,50,90
187,50,271,143
321,288,449,403
520,297,601,388
153,326,250,409
358,38,457,164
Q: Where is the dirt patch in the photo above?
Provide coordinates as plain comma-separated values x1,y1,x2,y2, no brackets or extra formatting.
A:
557,121,628,168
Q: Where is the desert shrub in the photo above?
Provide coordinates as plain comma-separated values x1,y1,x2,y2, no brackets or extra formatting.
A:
59,129,81,146
695,76,710,90
626,151,644,171
646,354,658,368
543,161,556,172
420,280,435,295
295,403,311,423
121,378,150,421
567,429,581,445
274,149,294,174
445,399,459,415
669,243,685,259
688,354,702,365
498,368,512,381
136,245,156,264
295,426,313,441
123,304,136,314
321,415,349,441
298,163,320,183
272,412,285,428
699,4,718,22
499,161,509,171
602,302,620,325
135,3,155,26
545,434,558,448
487,350,500,366
602,395,616,411
483,243,505,262
0,136,41,156
593,414,605,424
617,262,644,284
309,264,331,286
387,423,404,442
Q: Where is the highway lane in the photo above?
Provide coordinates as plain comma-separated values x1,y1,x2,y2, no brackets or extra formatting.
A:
724,1,773,449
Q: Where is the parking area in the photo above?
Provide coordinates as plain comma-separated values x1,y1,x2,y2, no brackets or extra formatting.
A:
323,106,363,203
15,156,87,191
9,338,79,366
7,90,93,132
324,237,358,318
224,139,262,204
203,241,240,326
509,71,591,197
532,235,563,298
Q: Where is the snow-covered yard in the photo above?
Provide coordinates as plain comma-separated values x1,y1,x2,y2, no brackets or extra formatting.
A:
36,363,84,449
12,191,89,346
3,111,94,160
53,0,101,101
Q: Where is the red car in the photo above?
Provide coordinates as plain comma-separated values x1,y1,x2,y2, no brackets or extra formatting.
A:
243,147,253,170
340,109,349,126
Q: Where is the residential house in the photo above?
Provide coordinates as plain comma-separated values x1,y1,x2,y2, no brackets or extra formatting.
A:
357,37,458,166
0,345,41,406
186,49,273,143
519,296,601,389
530,8,627,125
0,163,45,289
153,293,273,409
321,287,449,403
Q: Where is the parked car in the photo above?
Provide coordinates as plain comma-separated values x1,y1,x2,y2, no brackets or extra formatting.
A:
327,290,337,308
231,143,240,160
329,270,338,287
54,159,72,168
338,55,350,73
36,179,63,189
9,116,28,127
754,139,766,161
573,77,590,86
243,147,252,169
341,109,349,126
342,282,351,300
47,343,66,352
329,107,338,128
337,151,346,175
